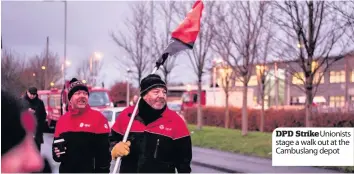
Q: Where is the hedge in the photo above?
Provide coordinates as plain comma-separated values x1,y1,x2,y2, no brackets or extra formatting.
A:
183,107,354,132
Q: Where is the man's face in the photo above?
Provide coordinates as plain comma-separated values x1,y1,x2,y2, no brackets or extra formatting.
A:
143,87,167,110
26,91,36,100
1,134,44,173
70,90,89,109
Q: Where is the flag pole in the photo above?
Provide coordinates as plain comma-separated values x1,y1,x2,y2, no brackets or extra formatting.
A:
111,54,169,174
112,0,203,172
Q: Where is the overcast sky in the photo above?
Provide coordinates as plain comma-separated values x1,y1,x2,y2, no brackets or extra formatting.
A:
2,1,210,88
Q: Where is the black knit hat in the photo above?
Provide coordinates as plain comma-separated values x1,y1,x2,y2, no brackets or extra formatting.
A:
1,89,36,156
140,74,167,96
68,78,89,101
28,87,38,95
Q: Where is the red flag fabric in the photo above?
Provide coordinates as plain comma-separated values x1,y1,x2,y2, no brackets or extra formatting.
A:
171,0,204,47
160,0,204,59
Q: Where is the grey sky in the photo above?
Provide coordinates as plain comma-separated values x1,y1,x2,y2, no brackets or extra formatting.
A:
2,1,210,88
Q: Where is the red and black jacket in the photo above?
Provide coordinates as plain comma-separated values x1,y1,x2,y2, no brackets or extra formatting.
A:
52,106,111,173
111,99,192,173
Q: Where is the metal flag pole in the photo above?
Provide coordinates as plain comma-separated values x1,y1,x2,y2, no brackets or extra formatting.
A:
111,54,169,174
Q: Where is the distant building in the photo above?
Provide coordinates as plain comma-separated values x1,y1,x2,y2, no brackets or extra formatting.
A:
210,52,354,109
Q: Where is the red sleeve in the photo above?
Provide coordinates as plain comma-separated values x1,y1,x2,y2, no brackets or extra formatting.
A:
54,115,65,138
172,111,190,140
111,107,130,134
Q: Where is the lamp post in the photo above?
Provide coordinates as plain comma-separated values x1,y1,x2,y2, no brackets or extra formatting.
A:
43,0,67,85
126,68,132,107
89,52,103,85
63,0,67,85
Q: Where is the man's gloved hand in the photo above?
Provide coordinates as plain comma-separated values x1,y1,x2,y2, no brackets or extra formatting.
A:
111,141,131,160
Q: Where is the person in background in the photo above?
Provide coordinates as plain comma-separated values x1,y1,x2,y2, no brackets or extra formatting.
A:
52,78,111,173
130,95,139,106
1,89,52,173
110,74,192,173
22,87,46,152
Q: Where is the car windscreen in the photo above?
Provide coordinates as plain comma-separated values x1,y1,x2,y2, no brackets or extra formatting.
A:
89,91,110,107
49,94,61,107
102,110,113,121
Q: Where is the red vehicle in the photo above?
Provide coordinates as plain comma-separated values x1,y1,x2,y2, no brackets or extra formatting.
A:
37,81,113,130
181,90,206,110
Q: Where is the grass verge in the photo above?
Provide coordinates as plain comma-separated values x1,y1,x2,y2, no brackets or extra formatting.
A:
188,124,354,173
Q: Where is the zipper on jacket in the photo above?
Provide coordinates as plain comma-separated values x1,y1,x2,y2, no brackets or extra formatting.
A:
154,139,160,159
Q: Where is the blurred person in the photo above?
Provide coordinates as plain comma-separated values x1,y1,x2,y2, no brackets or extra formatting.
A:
1,89,52,173
111,74,192,173
130,95,139,106
22,87,46,152
52,78,111,173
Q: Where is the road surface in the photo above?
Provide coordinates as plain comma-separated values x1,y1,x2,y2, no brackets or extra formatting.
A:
41,133,222,173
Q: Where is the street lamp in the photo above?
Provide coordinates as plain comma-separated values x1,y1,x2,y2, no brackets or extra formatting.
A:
126,68,132,107
41,66,46,70
65,60,71,66
50,82,55,87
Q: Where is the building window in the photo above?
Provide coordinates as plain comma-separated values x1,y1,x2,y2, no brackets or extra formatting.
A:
314,72,324,84
292,72,304,85
329,96,345,107
235,78,242,86
330,71,345,83
350,96,354,102
351,70,354,82
234,75,257,86
248,75,258,86
253,96,258,105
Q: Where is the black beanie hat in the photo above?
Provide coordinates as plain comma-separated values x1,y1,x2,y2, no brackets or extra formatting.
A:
140,74,167,96
1,89,36,156
68,78,89,101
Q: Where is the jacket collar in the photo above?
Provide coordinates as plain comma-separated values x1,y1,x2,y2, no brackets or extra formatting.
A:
135,99,167,125
68,104,90,116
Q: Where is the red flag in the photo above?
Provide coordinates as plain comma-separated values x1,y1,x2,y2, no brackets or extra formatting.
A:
171,0,204,47
161,0,204,57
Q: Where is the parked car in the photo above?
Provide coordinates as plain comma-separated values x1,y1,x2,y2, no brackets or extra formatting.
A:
167,102,186,122
101,107,126,128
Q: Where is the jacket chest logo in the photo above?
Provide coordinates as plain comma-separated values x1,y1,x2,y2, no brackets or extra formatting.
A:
79,122,91,128
159,124,172,131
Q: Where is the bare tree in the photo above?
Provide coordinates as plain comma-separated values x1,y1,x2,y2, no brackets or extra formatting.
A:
174,1,216,130
218,62,233,129
271,1,353,127
1,49,27,94
75,56,103,86
213,1,270,136
76,59,91,83
256,30,273,132
330,1,354,43
28,50,62,90
150,1,179,85
111,2,151,85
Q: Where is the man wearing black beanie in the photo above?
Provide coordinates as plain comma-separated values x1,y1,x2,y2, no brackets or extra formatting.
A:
22,86,47,152
52,78,111,173
1,89,52,173
110,74,192,173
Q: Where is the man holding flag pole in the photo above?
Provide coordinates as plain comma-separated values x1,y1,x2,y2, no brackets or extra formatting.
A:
110,1,204,173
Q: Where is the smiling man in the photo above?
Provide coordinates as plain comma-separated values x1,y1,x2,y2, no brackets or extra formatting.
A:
52,78,111,173
110,74,192,173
